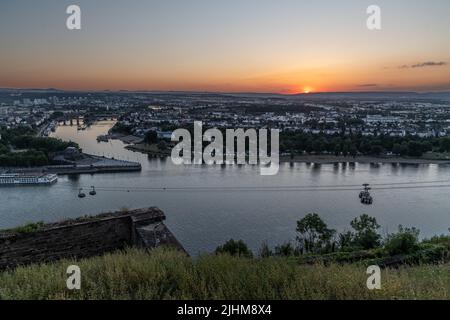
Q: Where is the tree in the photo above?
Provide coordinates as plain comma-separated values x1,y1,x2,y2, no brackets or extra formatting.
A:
342,143,350,157
359,140,372,155
274,243,295,257
338,231,354,251
350,214,381,249
392,143,402,156
157,140,167,151
384,226,420,256
49,111,64,120
258,241,272,258
0,143,9,155
215,239,253,258
296,213,336,254
370,145,384,156
144,130,158,144
392,143,409,156
440,137,450,152
334,144,341,157
407,141,424,157
349,145,358,158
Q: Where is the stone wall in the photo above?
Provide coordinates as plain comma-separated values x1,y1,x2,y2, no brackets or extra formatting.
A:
0,207,184,270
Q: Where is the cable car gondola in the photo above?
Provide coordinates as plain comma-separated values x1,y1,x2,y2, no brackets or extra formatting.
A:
89,186,97,196
78,188,86,198
359,183,373,205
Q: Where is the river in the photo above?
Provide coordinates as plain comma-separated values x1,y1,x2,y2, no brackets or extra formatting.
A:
1,120,449,255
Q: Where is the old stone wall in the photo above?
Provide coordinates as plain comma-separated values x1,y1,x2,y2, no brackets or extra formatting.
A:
0,207,183,270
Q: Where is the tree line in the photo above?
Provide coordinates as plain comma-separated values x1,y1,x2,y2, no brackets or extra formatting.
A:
0,126,78,167
215,213,434,260
280,131,450,158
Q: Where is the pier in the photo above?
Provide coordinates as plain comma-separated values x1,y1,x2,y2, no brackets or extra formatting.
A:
45,159,142,174
3,153,141,176
49,147,142,174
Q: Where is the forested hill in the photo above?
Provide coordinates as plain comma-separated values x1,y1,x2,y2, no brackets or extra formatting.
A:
0,126,78,167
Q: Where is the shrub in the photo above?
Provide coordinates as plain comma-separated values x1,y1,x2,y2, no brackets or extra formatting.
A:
274,243,296,257
422,233,450,246
296,213,336,254
144,130,158,144
9,222,45,235
337,231,355,251
385,226,420,256
350,214,381,250
258,241,272,258
215,239,253,258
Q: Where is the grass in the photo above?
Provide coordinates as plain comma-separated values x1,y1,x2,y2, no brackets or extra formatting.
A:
1,247,450,300
3,221,46,235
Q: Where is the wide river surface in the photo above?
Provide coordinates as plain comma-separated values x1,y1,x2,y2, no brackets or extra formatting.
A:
1,121,450,255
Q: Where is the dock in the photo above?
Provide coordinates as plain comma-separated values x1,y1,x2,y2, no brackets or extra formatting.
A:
3,154,141,176
48,147,142,174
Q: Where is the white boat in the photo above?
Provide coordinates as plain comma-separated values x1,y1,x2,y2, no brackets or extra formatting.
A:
0,173,58,185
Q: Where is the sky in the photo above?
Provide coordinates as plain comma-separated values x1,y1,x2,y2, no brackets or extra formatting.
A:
0,0,450,93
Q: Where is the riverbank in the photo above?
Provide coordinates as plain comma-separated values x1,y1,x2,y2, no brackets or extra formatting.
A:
2,154,141,175
125,143,171,157
102,149,450,166
280,155,450,165
98,133,143,144
104,132,450,165
100,132,171,157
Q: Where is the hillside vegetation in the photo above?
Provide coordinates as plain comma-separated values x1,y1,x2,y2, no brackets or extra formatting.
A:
1,247,450,300
0,126,78,167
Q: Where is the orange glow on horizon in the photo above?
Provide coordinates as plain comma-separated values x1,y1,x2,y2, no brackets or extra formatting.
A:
1,60,450,93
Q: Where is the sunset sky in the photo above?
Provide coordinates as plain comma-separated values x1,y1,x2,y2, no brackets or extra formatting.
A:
1,0,450,93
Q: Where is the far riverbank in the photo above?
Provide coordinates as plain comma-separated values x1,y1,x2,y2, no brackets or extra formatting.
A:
280,155,450,165
100,132,450,165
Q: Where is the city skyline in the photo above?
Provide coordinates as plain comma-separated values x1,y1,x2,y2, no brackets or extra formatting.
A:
1,0,450,93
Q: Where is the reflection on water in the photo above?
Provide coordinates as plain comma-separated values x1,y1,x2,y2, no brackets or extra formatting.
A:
0,121,450,255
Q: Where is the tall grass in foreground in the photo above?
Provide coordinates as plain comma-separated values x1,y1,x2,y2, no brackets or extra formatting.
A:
0,248,449,300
